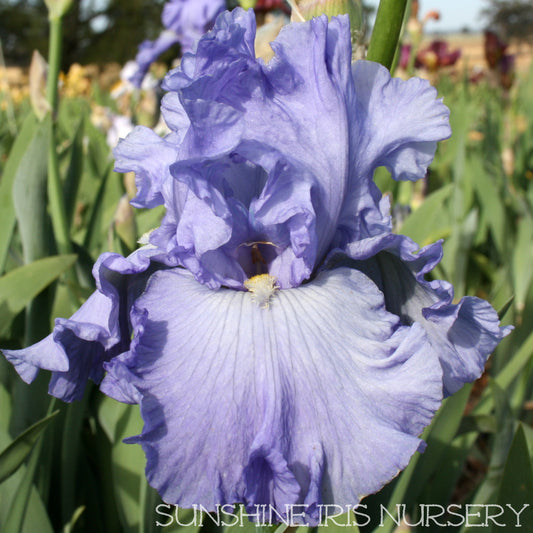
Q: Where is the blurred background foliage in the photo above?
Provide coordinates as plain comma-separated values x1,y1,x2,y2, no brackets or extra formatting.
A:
0,0,166,67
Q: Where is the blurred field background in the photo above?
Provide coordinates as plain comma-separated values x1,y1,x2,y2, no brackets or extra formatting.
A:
440,31,531,72
2,30,532,94
1,1,533,532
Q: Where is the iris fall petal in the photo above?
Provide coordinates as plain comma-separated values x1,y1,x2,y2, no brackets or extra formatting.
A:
343,233,512,396
102,266,443,523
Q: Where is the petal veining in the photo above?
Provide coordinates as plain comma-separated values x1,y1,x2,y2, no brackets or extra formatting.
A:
102,266,443,523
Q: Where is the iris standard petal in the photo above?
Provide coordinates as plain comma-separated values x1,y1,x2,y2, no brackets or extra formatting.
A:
241,14,353,258
175,190,249,288
148,156,257,287
160,11,454,287
351,60,451,183
164,10,353,265
147,147,319,288
249,158,317,287
102,266,443,524
334,61,451,251
114,126,181,209
163,9,258,95
160,92,191,134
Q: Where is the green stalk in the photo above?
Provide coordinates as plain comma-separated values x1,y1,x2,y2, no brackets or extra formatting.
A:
46,15,72,256
366,0,408,71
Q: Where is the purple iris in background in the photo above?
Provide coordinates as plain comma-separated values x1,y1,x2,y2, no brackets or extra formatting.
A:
484,30,515,91
399,41,460,72
417,40,461,71
129,0,226,87
3,8,510,525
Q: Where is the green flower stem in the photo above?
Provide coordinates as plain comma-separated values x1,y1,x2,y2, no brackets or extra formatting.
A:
46,16,62,116
46,15,72,256
366,0,408,71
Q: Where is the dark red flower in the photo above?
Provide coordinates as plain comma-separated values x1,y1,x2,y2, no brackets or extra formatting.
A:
399,43,412,69
484,30,507,69
254,0,290,14
417,40,461,71
484,31,515,89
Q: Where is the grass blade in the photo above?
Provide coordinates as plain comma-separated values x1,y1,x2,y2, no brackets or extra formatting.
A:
0,410,59,483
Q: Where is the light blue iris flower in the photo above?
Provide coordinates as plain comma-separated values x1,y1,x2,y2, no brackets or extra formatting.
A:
3,8,510,526
129,0,226,87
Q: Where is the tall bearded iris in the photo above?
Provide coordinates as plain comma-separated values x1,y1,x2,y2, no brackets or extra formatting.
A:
3,9,510,525
129,0,226,87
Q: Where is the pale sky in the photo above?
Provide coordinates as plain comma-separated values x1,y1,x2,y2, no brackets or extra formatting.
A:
365,0,487,32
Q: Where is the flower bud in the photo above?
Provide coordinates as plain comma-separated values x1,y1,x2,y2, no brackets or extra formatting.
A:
238,0,257,8
29,50,51,120
296,0,363,29
294,0,365,57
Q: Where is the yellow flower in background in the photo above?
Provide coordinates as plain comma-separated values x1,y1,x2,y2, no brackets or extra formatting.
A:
0,66,29,110
60,63,93,98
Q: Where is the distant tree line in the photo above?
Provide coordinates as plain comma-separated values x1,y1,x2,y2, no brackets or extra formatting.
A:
483,0,533,42
0,0,166,67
